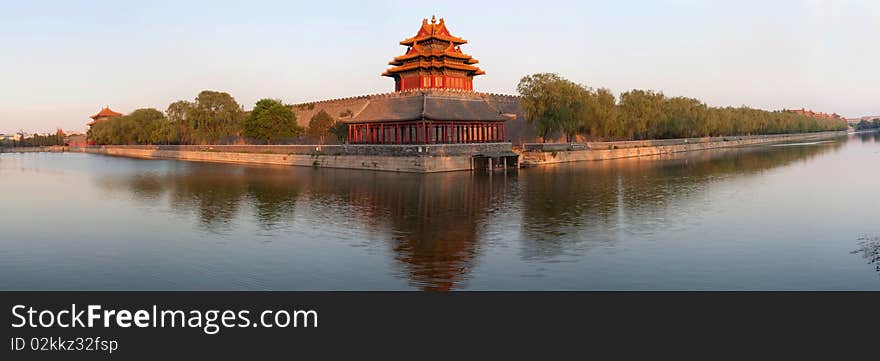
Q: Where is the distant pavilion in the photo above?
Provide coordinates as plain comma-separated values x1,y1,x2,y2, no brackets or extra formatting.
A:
88,106,123,127
86,106,123,145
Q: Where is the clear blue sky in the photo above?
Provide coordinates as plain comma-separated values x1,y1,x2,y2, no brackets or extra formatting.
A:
1,0,877,134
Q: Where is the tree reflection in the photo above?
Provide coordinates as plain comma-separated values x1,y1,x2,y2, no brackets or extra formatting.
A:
97,164,303,231
852,236,880,275
856,131,880,143
519,140,845,259
95,162,509,291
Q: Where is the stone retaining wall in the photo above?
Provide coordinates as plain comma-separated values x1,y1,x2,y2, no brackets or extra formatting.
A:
0,146,67,153
520,131,846,166
99,143,512,157
74,146,476,173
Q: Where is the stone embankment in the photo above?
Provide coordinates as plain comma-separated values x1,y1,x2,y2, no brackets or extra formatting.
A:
518,131,847,166
2,131,848,173
0,146,67,153
71,143,514,173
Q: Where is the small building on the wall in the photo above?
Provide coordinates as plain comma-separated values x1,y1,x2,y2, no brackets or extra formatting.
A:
86,106,123,145
88,107,123,127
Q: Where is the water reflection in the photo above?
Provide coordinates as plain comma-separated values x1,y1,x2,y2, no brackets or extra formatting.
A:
93,139,846,290
518,141,845,259
98,165,510,290
856,131,880,143
311,173,508,291
852,236,880,276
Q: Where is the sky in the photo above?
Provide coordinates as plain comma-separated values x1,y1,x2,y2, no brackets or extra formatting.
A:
0,0,877,134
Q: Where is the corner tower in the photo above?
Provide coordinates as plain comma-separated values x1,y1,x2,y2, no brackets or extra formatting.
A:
383,16,485,92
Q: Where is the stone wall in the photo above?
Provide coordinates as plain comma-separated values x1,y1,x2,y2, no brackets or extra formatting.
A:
520,131,847,166
75,146,481,173
94,143,512,157
0,146,67,153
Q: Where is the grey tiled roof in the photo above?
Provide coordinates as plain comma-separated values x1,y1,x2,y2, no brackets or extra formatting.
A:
351,93,512,123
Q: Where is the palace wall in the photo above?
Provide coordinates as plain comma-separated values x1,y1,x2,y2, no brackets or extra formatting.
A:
72,143,515,173
519,131,847,166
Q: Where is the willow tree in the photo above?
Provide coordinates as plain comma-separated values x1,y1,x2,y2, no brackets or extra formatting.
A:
618,89,666,140
165,90,244,144
517,73,588,142
582,88,620,139
242,99,302,144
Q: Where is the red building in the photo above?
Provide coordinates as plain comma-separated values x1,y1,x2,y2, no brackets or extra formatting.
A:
785,108,843,120
383,16,484,92
348,17,510,145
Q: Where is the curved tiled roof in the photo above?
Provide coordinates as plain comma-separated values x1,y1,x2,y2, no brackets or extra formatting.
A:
349,92,513,123
90,107,122,120
399,17,467,46
384,17,484,79
382,60,485,76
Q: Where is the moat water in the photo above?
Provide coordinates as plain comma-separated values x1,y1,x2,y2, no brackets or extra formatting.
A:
2,133,879,290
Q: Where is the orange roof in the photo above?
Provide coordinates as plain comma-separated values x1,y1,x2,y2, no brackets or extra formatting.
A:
390,43,479,64
399,17,467,46
384,17,485,78
90,107,123,120
383,60,485,76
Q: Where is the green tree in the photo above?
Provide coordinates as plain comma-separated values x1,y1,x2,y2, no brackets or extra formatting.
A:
307,110,335,144
583,87,620,139
187,90,244,144
242,99,303,144
166,100,194,143
517,73,588,141
618,89,666,140
86,108,176,145
329,121,349,143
